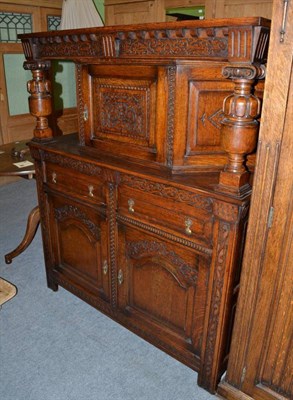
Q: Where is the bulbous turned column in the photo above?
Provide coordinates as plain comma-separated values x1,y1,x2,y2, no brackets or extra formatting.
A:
218,65,266,195
24,60,53,140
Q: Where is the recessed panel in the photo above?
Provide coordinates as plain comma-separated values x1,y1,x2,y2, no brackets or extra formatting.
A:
87,65,158,159
187,81,232,155
93,78,152,146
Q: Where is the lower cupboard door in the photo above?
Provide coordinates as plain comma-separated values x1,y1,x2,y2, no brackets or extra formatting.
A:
117,225,210,368
49,194,110,303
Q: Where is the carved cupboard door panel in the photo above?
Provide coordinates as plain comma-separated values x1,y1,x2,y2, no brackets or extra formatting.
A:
48,194,110,304
116,223,210,371
78,64,163,163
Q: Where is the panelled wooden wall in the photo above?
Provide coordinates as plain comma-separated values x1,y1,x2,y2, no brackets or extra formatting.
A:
214,0,272,18
105,0,273,25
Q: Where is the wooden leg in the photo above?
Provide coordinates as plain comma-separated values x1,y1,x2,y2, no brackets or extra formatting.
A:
5,206,40,264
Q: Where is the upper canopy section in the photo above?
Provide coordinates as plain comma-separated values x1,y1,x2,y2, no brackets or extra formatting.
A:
19,17,270,64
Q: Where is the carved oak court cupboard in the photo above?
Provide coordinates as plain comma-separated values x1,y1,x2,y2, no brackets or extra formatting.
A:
19,17,270,394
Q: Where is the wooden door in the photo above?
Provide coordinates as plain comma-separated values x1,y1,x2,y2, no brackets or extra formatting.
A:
47,193,111,304
116,223,209,371
105,0,160,25
217,1,293,399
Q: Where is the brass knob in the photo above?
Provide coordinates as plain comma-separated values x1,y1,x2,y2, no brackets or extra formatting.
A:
128,199,135,213
103,260,108,275
88,185,94,197
185,218,193,235
52,172,57,184
118,269,124,285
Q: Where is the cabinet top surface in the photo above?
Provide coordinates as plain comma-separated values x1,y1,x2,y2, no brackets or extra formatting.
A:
29,134,251,205
19,17,270,63
19,17,270,39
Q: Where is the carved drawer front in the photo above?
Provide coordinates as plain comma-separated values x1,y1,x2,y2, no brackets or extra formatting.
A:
45,163,105,205
48,195,110,303
117,181,213,246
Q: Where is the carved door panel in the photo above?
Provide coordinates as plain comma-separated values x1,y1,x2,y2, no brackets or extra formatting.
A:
117,223,210,370
77,63,169,164
48,194,110,303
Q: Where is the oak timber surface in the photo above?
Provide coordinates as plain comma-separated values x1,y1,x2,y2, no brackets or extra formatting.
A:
20,17,270,394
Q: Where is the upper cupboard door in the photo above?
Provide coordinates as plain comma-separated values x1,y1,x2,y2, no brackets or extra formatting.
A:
77,64,169,164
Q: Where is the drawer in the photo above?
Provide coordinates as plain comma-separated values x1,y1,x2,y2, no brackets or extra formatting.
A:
45,163,105,205
118,186,213,245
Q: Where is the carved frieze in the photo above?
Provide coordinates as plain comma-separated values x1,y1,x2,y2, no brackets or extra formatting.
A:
22,27,230,60
127,240,198,286
54,204,100,241
118,37,228,58
120,174,213,212
42,152,102,177
37,36,106,58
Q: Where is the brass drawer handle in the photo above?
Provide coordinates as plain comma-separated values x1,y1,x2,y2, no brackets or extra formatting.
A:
52,172,57,184
118,269,124,285
128,198,135,213
185,218,193,235
103,260,108,275
88,185,94,197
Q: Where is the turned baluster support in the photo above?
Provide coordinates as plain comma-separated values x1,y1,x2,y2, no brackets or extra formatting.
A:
24,60,53,140
219,65,266,195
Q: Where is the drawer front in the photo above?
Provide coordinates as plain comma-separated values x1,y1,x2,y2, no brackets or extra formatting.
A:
118,184,213,246
45,163,105,205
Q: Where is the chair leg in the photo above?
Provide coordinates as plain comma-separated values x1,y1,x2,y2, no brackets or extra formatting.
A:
5,206,40,264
